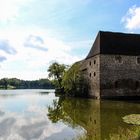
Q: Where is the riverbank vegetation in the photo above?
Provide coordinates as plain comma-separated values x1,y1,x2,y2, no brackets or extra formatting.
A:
0,61,88,96
0,78,54,89
62,62,88,97
47,62,88,97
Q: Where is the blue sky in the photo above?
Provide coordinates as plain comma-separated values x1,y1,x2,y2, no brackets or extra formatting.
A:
0,0,140,80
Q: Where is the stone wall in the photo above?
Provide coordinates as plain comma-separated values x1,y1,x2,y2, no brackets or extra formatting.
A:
81,54,140,99
100,54,140,98
81,55,100,98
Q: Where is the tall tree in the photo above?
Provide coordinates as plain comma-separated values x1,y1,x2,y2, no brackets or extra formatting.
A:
47,62,68,88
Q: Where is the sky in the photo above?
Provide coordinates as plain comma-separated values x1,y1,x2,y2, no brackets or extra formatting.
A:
0,0,140,80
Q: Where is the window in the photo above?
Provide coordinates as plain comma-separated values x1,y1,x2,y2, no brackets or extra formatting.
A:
94,72,96,77
137,57,140,64
115,56,122,63
115,81,118,88
94,60,96,64
89,61,91,66
89,73,91,77
82,68,87,72
136,81,139,89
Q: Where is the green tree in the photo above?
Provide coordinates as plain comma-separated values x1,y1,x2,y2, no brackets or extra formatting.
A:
9,78,21,88
47,62,68,89
0,78,54,89
0,78,8,89
62,62,88,97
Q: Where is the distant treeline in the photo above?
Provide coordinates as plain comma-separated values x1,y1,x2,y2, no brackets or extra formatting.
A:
0,78,55,89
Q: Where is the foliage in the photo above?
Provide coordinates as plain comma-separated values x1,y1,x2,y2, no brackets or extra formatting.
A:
48,97,82,127
0,78,54,89
48,62,68,88
47,98,71,123
47,97,99,140
62,62,88,97
0,78,9,89
123,114,140,125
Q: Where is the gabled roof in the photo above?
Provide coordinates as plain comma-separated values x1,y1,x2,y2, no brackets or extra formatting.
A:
86,31,140,59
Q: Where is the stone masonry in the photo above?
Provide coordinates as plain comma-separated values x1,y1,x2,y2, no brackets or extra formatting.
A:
81,31,140,99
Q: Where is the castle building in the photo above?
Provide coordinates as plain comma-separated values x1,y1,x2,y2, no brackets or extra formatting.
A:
81,31,140,99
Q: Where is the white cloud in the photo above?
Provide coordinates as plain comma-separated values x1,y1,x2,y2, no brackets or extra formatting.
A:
0,0,91,80
0,0,31,22
24,35,47,51
122,5,140,30
0,27,82,80
0,39,17,55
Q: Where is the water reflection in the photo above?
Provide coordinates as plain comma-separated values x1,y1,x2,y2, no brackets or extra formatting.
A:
48,97,140,140
0,90,140,140
0,90,84,140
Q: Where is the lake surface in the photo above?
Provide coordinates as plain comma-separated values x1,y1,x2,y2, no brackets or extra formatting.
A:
0,90,140,140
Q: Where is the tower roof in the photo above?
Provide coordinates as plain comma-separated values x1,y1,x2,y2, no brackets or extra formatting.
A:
86,31,140,59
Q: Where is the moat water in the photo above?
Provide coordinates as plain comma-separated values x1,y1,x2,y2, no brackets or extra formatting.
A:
0,89,140,140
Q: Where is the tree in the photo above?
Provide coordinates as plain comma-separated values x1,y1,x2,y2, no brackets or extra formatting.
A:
0,78,8,89
62,62,88,97
0,78,54,89
47,62,68,89
9,78,21,88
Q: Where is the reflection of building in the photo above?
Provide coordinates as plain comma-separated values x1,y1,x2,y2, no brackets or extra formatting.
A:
60,98,101,140
58,98,140,140
81,31,140,99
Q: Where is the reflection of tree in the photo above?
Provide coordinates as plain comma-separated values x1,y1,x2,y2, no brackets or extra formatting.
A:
48,97,78,128
47,98,140,140
48,97,72,124
47,97,101,140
